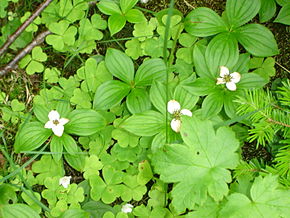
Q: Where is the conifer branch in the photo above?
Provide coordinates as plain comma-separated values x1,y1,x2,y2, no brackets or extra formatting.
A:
0,0,53,57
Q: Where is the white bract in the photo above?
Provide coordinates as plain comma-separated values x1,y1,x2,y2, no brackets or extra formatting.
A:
44,110,69,137
216,66,241,91
121,203,133,213
167,100,192,133
59,176,72,188
140,0,149,3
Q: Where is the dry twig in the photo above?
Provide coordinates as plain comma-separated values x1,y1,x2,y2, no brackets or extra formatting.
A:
0,0,53,57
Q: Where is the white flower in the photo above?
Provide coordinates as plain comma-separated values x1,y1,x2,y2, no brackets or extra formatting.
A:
59,176,71,188
44,110,69,137
216,66,241,91
167,100,192,133
121,203,133,213
140,0,149,3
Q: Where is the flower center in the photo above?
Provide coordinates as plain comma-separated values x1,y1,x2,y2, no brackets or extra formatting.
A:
173,111,181,120
53,119,59,125
223,74,232,83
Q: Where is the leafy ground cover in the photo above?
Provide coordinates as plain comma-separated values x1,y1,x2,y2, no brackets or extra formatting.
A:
0,0,290,217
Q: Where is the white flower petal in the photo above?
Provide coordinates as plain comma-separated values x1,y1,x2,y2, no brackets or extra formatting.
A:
220,66,230,77
44,120,54,129
226,82,237,91
180,109,192,117
59,118,69,126
59,176,71,188
171,119,181,133
167,100,181,114
48,110,60,121
52,124,64,137
230,72,241,83
216,77,225,85
121,204,133,213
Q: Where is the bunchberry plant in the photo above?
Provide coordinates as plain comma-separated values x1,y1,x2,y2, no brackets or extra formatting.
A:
0,0,289,217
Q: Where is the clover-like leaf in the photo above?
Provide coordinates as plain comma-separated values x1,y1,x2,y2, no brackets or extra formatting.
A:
90,166,124,204
120,175,147,201
83,155,103,180
125,38,143,60
152,116,240,213
32,155,64,185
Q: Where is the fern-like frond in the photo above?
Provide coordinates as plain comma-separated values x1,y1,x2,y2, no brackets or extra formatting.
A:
274,139,290,177
248,121,275,147
235,89,274,123
276,79,290,107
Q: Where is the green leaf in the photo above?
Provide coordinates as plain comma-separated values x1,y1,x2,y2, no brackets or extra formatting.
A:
238,73,267,89
179,33,197,47
26,60,44,75
32,155,64,185
120,0,138,13
126,88,151,114
70,88,92,109
202,92,224,118
135,58,166,86
259,0,276,22
50,135,63,161
108,14,126,36
93,80,131,110
137,160,153,185
274,3,290,25
184,7,228,37
60,209,90,218
121,110,165,136
112,128,139,148
64,146,86,172
0,184,17,205
0,204,41,218
62,133,78,155
90,166,123,204
205,32,239,75
105,48,134,84
152,116,239,213
174,83,199,110
149,81,168,114
14,122,51,153
183,78,217,97
234,24,279,57
97,0,121,15
220,175,290,218
125,38,143,60
32,46,47,62
65,109,106,136
11,99,25,112
120,175,147,201
83,201,116,218
192,42,213,79
250,57,275,81
126,9,146,23
226,0,261,28
83,155,103,180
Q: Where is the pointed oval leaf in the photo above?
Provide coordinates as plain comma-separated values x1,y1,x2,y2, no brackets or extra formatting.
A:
121,110,165,136
135,58,166,86
185,7,228,37
97,0,121,15
259,0,276,23
274,3,290,25
226,0,261,28
235,24,279,57
126,88,151,114
108,14,126,36
50,135,63,161
120,0,138,13
0,204,41,218
125,9,146,23
65,109,106,136
205,32,239,76
93,80,131,110
14,122,51,153
105,48,134,84
202,92,224,118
